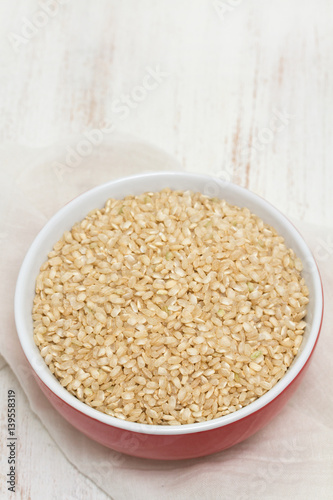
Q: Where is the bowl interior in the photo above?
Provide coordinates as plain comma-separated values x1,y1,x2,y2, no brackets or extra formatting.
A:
15,172,323,435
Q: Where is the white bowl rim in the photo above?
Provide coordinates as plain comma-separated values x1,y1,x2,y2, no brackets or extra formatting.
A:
15,171,324,436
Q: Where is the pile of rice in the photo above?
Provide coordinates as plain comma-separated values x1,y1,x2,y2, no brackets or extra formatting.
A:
33,189,308,425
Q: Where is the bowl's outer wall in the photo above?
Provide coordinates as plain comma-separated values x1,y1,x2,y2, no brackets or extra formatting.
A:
33,340,319,460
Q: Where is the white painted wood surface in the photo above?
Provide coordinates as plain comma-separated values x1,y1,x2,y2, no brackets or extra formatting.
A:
0,0,332,498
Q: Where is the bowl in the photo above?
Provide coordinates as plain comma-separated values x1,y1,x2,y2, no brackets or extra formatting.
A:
15,172,324,460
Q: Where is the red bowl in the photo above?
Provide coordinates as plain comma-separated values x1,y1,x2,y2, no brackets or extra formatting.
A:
15,173,324,460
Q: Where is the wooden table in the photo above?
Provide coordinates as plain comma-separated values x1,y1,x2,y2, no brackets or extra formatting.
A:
1,1,332,498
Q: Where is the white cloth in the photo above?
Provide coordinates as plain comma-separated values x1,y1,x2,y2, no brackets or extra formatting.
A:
1,137,332,500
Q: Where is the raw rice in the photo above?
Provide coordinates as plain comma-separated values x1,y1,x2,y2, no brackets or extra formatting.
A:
32,189,308,425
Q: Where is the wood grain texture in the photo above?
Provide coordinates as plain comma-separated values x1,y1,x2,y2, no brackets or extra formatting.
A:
0,0,332,498
1,0,332,224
